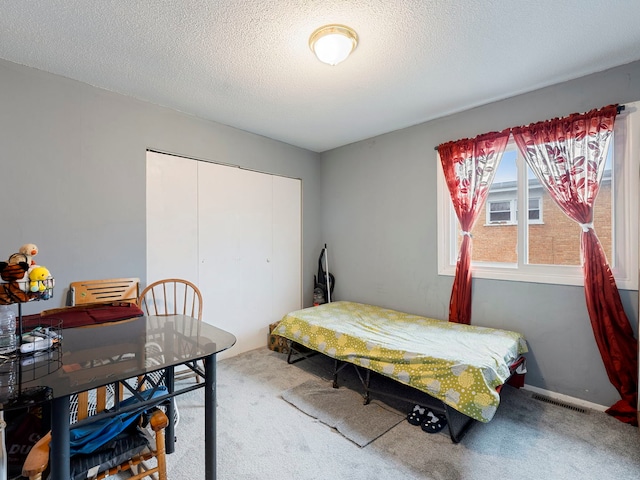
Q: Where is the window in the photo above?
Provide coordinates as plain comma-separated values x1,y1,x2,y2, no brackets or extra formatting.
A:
488,200,513,224
438,101,639,289
486,198,541,225
527,197,541,222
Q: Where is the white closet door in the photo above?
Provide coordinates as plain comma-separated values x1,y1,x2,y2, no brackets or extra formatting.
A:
272,175,302,321
198,163,272,354
234,169,273,350
146,152,199,285
197,162,239,331
148,153,302,358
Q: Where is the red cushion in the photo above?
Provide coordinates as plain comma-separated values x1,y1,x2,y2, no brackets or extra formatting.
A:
86,303,143,323
23,303,144,330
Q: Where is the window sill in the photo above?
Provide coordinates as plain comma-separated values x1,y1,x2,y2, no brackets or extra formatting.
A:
438,264,637,290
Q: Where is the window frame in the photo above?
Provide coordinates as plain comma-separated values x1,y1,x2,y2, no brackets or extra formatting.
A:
437,102,639,289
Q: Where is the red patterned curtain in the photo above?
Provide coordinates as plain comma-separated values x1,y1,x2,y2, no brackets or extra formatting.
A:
438,130,510,324
512,105,638,425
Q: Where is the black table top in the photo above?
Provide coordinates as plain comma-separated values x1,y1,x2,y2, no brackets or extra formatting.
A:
0,314,236,410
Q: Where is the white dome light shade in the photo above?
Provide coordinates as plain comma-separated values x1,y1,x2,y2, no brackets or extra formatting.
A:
309,25,358,66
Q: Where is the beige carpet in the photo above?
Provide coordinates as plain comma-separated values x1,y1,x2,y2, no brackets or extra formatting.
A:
281,378,405,447
163,348,640,480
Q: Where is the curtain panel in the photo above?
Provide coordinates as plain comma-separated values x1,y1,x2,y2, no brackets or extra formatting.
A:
438,130,510,325
512,105,638,425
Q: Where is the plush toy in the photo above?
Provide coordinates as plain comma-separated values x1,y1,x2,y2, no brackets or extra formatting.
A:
0,261,30,303
1,255,29,282
4,254,30,289
0,280,30,304
29,266,50,292
7,252,29,266
19,243,38,266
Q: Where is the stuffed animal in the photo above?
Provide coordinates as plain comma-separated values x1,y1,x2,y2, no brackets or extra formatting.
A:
1,256,29,282
7,252,29,266
4,254,30,289
0,261,30,303
19,243,38,266
29,266,50,292
0,280,29,304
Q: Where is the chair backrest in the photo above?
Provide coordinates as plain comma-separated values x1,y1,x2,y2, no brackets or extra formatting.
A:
138,278,203,321
70,278,140,306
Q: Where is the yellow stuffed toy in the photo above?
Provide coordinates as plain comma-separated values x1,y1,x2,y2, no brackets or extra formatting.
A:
29,266,50,292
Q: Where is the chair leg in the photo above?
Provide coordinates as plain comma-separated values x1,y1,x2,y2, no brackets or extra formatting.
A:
156,429,168,480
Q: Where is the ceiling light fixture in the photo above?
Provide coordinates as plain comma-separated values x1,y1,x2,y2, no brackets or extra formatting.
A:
309,24,358,66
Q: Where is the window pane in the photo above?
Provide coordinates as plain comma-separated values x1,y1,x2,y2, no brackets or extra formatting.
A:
469,149,518,263
527,147,613,266
594,166,613,262
527,185,576,265
490,211,511,222
490,201,510,212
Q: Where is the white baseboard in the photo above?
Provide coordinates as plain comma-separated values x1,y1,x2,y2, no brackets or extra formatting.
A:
522,384,608,412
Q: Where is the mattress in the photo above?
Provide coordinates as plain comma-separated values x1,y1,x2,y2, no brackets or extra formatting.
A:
275,301,528,422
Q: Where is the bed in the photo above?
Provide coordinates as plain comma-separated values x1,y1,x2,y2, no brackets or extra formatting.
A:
274,301,528,442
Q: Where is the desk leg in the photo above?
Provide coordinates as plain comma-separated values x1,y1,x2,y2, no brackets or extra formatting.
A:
1,411,7,480
204,354,216,480
166,365,175,454
51,395,70,479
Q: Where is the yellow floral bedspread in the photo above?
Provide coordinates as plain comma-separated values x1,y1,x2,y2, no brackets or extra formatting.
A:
275,301,528,423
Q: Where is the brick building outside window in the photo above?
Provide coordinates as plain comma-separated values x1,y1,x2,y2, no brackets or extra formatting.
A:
467,171,612,266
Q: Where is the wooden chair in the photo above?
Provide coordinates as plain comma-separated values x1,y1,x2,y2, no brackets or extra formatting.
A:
41,279,145,424
70,278,140,306
22,385,169,480
68,278,181,426
24,278,169,479
138,279,203,382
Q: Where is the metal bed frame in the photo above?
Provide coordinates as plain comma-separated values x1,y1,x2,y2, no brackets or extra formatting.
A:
286,341,524,443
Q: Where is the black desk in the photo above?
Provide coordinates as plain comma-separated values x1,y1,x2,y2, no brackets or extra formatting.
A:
1,314,236,480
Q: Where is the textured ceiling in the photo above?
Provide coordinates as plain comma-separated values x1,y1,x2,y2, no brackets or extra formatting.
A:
1,1,640,153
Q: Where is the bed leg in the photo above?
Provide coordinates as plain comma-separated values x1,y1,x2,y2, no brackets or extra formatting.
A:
443,405,475,443
363,370,371,405
286,342,318,364
333,360,339,388
348,364,373,404
286,343,294,364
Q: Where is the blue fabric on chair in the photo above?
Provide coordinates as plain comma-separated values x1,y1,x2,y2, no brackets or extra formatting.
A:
69,386,168,455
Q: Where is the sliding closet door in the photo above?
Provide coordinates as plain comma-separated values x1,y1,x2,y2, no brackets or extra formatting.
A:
147,151,302,358
272,175,302,320
146,152,199,284
198,162,273,354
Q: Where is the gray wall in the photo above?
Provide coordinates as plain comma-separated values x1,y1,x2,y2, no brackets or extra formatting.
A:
320,60,640,407
0,59,322,314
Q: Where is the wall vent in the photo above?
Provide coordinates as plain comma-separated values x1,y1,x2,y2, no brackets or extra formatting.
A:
532,394,588,414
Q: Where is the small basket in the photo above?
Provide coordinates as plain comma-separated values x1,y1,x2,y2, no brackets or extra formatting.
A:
19,316,63,384
0,278,55,305
0,317,62,404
